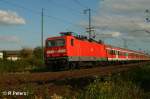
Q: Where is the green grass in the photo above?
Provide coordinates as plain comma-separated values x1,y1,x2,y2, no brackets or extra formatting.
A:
0,58,44,73
77,79,143,99
1,61,150,99
77,63,150,99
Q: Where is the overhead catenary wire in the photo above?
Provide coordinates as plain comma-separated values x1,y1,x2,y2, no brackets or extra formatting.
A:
46,0,82,16
72,0,102,38
0,0,82,28
73,0,89,9
0,0,86,50
0,0,101,35
73,0,98,13
0,0,41,15
44,12,82,28
45,0,90,29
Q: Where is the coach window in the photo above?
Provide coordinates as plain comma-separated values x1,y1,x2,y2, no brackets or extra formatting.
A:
117,51,120,55
115,51,118,55
111,50,114,55
109,50,115,55
71,39,74,46
108,50,112,55
113,50,115,55
125,53,128,56
123,52,126,56
112,50,115,55
118,51,120,55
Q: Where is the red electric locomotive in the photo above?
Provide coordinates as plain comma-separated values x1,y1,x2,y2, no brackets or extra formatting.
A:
45,32,107,69
44,32,150,70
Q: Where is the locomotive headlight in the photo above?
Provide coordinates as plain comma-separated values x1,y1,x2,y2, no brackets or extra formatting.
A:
47,50,55,54
57,49,66,53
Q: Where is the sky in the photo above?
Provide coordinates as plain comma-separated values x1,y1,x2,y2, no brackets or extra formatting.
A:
0,0,150,52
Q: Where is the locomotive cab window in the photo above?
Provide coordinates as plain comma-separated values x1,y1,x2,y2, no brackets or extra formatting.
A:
71,39,74,46
47,39,65,47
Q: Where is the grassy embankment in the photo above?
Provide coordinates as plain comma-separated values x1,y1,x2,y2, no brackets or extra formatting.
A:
0,59,44,73
0,61,150,99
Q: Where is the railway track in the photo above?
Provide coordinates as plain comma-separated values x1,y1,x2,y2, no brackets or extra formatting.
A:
0,61,149,88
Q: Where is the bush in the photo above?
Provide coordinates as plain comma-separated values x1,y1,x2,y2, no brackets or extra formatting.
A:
0,58,45,73
119,64,150,94
78,79,143,99
0,59,30,73
77,64,150,99
0,47,45,73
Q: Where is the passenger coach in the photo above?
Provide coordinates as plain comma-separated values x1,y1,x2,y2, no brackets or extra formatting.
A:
44,32,150,70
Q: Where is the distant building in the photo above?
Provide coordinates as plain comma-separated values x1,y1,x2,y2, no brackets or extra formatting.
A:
0,52,3,59
5,51,21,61
0,49,34,61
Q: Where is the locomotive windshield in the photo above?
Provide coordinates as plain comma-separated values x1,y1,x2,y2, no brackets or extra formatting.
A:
47,39,65,47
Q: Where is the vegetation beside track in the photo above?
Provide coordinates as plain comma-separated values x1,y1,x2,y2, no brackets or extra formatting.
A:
0,59,44,73
78,63,150,99
0,47,44,73
0,62,150,99
76,63,150,99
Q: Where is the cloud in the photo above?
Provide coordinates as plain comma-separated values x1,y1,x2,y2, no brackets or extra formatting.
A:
75,0,150,50
0,10,25,25
93,15,142,33
88,0,150,45
0,35,20,43
96,31,121,38
101,0,150,14
100,0,150,14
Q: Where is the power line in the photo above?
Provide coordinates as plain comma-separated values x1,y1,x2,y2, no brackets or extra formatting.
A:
41,8,44,61
0,0,41,15
73,0,97,13
44,12,82,27
0,0,82,28
73,0,88,9
84,8,94,39
46,0,81,15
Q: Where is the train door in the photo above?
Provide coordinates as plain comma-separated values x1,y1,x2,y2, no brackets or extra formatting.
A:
125,53,128,60
107,48,113,61
115,50,119,60
77,39,81,60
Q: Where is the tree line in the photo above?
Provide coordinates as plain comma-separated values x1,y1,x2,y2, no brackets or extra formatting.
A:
0,47,44,73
